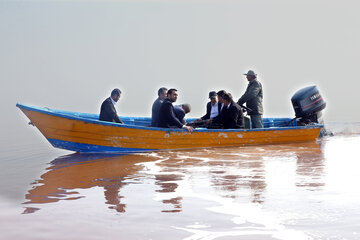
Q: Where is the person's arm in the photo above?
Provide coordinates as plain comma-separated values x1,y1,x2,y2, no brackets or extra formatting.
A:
201,102,211,120
151,99,161,126
228,106,239,129
163,103,184,128
105,101,123,124
113,112,124,124
212,106,224,123
237,81,261,105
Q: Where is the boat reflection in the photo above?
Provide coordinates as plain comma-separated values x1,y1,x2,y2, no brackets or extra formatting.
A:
23,153,159,214
295,141,325,190
23,141,325,214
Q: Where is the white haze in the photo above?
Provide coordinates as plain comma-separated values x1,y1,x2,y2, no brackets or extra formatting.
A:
1,0,360,141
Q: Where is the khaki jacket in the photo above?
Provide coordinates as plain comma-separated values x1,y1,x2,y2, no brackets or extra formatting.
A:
237,79,263,115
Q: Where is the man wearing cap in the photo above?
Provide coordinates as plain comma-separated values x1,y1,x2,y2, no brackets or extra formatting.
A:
200,91,222,120
99,88,124,124
237,70,263,128
151,87,168,127
158,89,193,132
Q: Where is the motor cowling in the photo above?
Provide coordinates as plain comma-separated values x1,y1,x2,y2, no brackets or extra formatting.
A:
291,85,326,123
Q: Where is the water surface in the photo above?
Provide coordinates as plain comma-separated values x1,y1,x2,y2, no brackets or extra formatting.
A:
1,126,360,240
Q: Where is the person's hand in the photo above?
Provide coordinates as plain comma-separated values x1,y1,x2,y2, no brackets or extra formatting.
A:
183,125,194,132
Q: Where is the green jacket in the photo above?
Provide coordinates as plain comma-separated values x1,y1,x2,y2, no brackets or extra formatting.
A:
237,79,263,115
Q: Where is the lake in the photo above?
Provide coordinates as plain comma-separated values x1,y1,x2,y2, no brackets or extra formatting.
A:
1,123,360,240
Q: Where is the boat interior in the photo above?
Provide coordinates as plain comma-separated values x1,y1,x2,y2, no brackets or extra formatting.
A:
46,107,298,129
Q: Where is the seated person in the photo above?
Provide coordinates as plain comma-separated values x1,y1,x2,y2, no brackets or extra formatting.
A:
174,103,191,124
99,88,124,124
200,91,221,120
157,89,193,132
220,92,244,129
151,87,167,127
189,90,226,128
210,90,226,124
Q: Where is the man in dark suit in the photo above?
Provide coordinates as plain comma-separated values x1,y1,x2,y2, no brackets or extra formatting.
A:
221,92,244,129
151,87,167,127
158,89,193,132
99,88,124,124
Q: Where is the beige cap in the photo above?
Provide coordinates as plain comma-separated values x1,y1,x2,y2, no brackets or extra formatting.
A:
244,70,257,77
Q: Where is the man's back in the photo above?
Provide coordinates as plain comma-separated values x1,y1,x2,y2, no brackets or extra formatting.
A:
99,97,123,123
151,97,163,127
222,102,244,129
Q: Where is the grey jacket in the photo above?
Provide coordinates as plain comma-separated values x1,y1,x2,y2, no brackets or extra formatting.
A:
151,98,163,127
237,79,263,115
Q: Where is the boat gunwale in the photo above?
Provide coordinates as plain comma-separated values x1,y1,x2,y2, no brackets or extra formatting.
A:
16,103,323,133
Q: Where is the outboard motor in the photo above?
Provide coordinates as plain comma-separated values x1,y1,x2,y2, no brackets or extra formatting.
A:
291,86,332,136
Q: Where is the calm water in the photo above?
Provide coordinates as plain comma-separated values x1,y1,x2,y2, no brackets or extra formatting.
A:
1,123,360,240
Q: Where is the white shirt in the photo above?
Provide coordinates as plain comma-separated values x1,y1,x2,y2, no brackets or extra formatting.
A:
110,96,117,106
210,102,219,119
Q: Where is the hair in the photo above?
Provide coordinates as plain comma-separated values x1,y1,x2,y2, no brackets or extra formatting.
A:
182,103,191,113
217,90,227,98
167,88,178,95
222,92,233,102
111,88,122,97
158,87,168,96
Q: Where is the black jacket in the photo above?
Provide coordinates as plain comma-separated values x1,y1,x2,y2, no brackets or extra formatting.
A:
221,101,244,129
201,102,222,120
174,105,186,124
212,103,226,124
158,99,184,128
99,97,123,124
151,97,163,127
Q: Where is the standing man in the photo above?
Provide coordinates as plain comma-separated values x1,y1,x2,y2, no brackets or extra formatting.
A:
151,87,167,127
99,88,124,124
237,70,264,128
158,89,193,132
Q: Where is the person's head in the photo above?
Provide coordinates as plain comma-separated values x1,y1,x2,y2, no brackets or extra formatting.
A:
222,92,233,106
181,103,191,114
111,88,122,102
167,88,178,102
158,87,168,100
208,91,218,104
244,70,257,81
217,90,227,104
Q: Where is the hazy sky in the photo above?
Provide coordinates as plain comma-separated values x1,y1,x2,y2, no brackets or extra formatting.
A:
1,0,360,140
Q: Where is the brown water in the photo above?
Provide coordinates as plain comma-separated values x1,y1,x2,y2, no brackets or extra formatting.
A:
1,131,360,240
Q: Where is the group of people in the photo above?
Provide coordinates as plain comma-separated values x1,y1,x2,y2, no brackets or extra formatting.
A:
99,70,264,132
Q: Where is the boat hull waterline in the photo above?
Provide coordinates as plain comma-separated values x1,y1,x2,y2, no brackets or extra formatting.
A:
17,104,322,153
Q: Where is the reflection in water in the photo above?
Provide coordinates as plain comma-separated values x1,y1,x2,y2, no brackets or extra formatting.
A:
24,141,324,217
23,153,160,214
155,174,183,213
295,141,325,190
208,154,266,203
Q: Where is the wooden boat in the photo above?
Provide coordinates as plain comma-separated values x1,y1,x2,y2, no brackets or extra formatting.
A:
16,103,322,153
